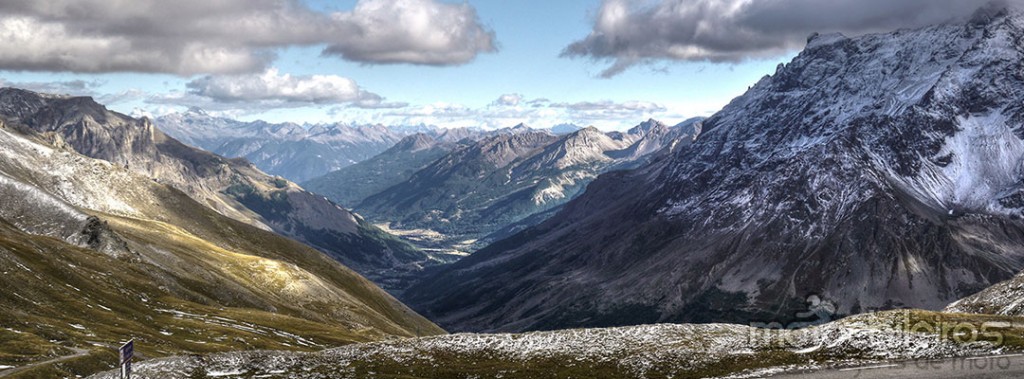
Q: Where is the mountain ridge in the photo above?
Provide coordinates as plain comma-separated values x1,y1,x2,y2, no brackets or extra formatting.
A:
0,88,430,288
404,8,1024,332
347,119,700,255
0,109,442,376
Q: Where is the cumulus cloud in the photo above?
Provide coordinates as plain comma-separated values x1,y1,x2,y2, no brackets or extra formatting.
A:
564,0,1004,77
491,93,525,106
187,69,371,104
0,78,105,95
378,95,669,129
323,0,497,65
350,93,411,110
0,0,495,75
549,100,667,121
147,68,402,111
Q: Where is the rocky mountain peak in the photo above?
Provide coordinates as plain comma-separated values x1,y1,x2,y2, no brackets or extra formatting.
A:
406,9,1024,332
970,0,1011,25
185,106,210,116
391,133,438,152
550,123,583,135
632,118,666,133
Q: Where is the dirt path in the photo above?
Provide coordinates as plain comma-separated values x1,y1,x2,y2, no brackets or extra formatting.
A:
0,347,92,377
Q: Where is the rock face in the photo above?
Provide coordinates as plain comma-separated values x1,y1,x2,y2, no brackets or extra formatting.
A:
405,8,1024,332
353,122,699,250
0,88,428,287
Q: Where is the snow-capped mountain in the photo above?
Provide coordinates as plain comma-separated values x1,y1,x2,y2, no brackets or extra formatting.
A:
156,110,406,183
0,88,431,287
351,121,699,253
0,95,442,377
156,111,507,183
405,6,1024,332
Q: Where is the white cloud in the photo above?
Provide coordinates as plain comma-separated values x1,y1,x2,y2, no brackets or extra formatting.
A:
376,95,671,130
491,93,525,106
324,0,497,66
549,100,667,122
187,69,366,104
563,0,1003,77
0,0,496,75
0,78,105,95
146,68,401,111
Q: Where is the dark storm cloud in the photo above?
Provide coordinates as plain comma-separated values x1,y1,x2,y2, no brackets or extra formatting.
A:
0,0,496,75
563,0,1010,77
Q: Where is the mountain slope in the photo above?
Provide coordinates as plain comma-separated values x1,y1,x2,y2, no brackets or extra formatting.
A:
303,134,455,208
356,130,559,244
0,117,442,377
354,123,698,252
0,88,429,287
406,7,1024,332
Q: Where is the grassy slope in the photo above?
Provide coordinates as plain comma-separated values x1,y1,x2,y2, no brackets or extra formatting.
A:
107,183,443,337
0,130,442,378
0,193,444,378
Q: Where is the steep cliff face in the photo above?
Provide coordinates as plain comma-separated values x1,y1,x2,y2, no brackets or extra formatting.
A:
406,8,1024,332
0,88,428,286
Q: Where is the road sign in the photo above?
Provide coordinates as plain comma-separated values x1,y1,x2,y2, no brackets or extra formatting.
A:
119,339,134,379
119,339,134,364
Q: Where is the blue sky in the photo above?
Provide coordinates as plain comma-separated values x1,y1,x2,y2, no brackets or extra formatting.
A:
0,0,982,130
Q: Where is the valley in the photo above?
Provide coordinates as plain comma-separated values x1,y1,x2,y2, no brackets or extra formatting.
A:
5,1,1024,378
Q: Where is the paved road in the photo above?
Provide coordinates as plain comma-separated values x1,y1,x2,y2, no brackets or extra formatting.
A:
0,348,91,377
767,354,1024,379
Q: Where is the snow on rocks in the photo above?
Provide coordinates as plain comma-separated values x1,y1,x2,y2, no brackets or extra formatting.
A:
86,311,996,379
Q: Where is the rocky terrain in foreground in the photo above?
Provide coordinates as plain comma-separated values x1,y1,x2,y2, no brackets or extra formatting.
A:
87,310,1024,379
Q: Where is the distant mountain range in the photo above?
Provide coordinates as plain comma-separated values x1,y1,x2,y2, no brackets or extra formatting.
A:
0,87,442,376
304,133,456,215
157,109,501,183
405,8,1024,332
306,119,701,256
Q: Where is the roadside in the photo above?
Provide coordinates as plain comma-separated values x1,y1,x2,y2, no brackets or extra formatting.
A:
0,348,92,378
766,354,1024,379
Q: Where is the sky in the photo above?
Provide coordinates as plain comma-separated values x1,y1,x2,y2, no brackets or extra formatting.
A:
0,0,1003,131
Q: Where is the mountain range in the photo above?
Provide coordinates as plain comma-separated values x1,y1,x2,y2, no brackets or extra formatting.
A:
157,109,406,183
308,119,700,255
303,133,456,218
404,7,1024,332
156,110,546,184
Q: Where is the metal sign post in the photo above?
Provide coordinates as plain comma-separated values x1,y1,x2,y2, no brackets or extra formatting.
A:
119,339,134,379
